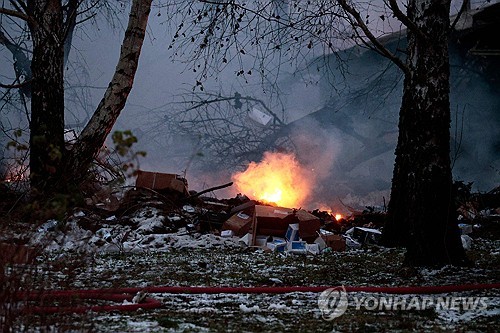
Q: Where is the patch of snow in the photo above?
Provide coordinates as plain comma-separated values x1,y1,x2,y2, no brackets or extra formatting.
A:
187,307,219,313
268,303,290,312
239,304,261,313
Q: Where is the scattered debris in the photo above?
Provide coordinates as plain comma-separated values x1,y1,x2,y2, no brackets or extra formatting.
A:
8,174,498,259
318,232,346,252
461,234,473,250
248,107,272,126
135,170,189,197
459,223,473,235
266,237,287,252
345,226,382,246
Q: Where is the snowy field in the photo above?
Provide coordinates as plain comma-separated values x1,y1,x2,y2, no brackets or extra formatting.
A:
5,234,499,332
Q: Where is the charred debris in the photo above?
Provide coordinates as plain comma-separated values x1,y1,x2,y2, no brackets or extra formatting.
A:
25,170,494,256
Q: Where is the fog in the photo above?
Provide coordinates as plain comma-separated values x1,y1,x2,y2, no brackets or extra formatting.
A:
1,0,498,209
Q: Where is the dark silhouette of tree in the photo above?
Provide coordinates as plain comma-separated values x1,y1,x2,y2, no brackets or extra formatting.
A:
0,0,152,193
336,0,469,266
169,0,473,266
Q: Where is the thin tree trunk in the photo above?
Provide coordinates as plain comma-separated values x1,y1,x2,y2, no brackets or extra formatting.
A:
66,0,152,183
27,0,65,192
383,0,467,266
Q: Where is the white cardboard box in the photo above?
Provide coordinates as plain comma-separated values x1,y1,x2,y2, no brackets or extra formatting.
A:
285,223,300,242
287,240,307,254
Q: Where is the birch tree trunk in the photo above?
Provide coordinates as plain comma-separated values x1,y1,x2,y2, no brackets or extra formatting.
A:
383,0,467,266
66,0,152,182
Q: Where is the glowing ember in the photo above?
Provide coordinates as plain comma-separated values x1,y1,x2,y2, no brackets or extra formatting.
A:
318,204,343,221
232,151,312,208
3,166,28,183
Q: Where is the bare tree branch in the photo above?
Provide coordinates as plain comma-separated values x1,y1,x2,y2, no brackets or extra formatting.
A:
337,0,409,75
10,0,28,14
386,0,426,39
62,0,79,65
67,0,153,178
451,0,470,31
184,93,285,126
0,30,32,97
0,79,32,89
0,6,32,23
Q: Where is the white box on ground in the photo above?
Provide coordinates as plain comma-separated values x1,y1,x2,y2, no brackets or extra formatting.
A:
461,234,473,250
255,235,269,247
266,239,287,252
238,233,252,246
285,223,300,242
344,235,362,249
314,236,327,251
221,230,234,238
306,243,321,255
287,240,307,254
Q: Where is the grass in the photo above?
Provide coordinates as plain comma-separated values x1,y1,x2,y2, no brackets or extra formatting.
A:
2,240,498,332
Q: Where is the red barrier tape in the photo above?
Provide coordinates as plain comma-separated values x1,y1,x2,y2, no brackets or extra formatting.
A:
17,283,500,314
21,291,162,314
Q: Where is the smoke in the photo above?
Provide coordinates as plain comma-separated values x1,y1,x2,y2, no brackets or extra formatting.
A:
32,1,495,208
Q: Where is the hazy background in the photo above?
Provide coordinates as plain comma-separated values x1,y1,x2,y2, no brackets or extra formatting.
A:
1,0,498,210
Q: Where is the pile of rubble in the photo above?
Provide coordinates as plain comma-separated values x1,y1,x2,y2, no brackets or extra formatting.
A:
18,171,500,255
21,171,387,254
221,200,384,254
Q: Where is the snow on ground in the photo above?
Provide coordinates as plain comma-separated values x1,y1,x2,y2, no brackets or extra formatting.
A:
27,207,241,254
3,205,499,332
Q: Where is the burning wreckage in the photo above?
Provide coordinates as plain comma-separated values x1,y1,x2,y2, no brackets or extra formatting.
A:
17,164,444,257
9,147,499,255
24,147,500,255
24,168,395,255
222,202,356,254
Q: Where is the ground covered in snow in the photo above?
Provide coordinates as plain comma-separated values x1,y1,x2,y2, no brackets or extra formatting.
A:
4,233,499,332
1,187,499,332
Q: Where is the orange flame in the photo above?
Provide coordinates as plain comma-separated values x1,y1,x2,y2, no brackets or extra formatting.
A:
316,204,344,221
232,151,312,208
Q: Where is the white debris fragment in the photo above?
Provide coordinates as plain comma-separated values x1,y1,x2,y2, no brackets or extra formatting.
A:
168,215,182,222
221,230,234,238
132,291,147,304
37,220,58,232
248,107,272,126
269,277,283,284
461,235,473,250
74,211,85,217
268,303,289,312
183,205,196,213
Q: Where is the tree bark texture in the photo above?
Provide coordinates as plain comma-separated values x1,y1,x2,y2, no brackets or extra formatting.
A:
27,0,65,191
384,0,467,266
66,0,152,182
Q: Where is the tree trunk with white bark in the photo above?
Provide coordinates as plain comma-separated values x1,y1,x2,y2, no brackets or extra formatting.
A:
65,0,152,183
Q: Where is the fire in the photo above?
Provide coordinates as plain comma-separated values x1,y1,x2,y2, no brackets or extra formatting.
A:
318,204,343,221
3,165,28,183
232,151,312,208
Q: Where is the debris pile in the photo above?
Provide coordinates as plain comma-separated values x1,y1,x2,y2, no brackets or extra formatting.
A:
222,202,350,254
9,172,499,256
455,183,500,249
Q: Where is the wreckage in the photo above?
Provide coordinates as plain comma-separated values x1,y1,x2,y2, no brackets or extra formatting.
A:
25,164,494,256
